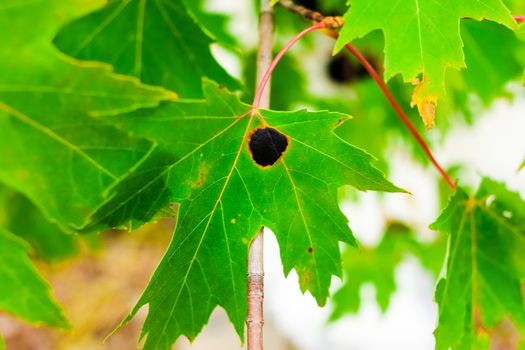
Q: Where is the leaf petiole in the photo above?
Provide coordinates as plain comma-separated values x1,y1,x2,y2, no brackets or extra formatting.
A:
252,21,326,109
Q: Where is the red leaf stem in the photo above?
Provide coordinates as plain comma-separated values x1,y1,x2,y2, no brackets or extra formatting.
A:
252,22,326,108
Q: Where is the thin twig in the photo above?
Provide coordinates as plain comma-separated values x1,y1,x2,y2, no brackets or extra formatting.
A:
278,0,344,29
247,1,273,349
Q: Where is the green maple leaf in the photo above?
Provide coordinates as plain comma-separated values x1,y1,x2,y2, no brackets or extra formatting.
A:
330,222,445,320
0,0,175,231
106,80,402,349
431,178,525,349
0,227,69,329
54,0,240,98
335,0,516,128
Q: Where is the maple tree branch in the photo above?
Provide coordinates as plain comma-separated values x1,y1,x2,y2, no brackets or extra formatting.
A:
277,0,344,29
247,1,273,349
278,0,324,21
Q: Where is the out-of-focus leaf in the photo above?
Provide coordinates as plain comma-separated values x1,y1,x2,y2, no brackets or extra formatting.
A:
54,0,240,97
0,186,78,262
505,0,525,12
182,0,237,47
330,222,445,320
443,21,525,122
0,0,175,231
462,21,523,102
0,227,69,328
431,178,525,350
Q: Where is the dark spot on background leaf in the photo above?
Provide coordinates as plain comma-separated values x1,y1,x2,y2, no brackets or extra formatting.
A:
307,247,313,253
297,0,320,11
327,54,369,84
249,127,288,167
295,0,342,16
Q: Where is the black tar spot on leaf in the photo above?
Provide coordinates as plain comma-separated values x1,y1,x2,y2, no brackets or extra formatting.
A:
249,127,288,167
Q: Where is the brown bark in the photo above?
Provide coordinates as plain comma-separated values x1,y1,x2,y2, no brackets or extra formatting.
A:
247,230,264,350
